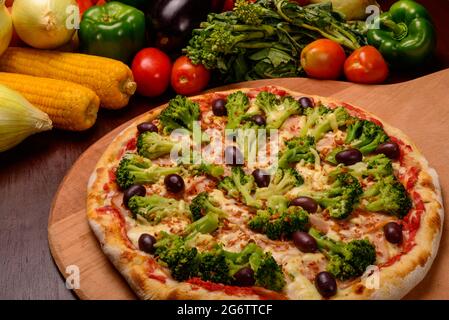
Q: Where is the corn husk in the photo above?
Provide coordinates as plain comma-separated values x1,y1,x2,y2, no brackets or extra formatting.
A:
0,84,52,152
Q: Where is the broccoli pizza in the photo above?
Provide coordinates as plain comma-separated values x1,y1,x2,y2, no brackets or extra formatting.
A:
87,86,443,300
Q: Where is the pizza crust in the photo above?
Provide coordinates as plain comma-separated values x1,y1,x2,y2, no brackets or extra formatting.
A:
87,86,443,300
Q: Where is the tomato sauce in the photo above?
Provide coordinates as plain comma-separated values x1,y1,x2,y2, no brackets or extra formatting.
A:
96,206,134,249
187,278,281,299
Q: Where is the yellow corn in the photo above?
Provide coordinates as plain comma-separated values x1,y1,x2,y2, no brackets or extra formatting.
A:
0,47,136,109
0,72,99,131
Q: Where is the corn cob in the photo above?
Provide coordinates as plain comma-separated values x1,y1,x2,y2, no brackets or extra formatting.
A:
0,47,136,109
0,73,100,131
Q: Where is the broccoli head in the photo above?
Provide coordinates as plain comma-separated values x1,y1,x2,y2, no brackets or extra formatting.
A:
300,172,362,219
362,176,412,218
345,119,389,155
155,234,286,290
309,228,376,280
249,204,309,240
197,247,233,284
190,192,227,221
255,91,302,129
218,167,262,208
300,105,350,141
363,154,394,178
137,131,176,160
184,211,221,237
159,95,201,134
278,136,316,168
128,195,189,223
154,232,199,281
225,91,261,130
116,153,181,189
255,167,304,200
191,163,225,178
224,242,286,291
253,252,286,292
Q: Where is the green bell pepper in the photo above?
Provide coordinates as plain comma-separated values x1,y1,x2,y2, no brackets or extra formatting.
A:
79,2,146,63
367,0,436,68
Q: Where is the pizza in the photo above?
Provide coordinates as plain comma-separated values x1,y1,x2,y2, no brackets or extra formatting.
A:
87,86,443,300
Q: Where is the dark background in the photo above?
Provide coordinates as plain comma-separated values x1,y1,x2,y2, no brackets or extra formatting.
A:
1,0,448,299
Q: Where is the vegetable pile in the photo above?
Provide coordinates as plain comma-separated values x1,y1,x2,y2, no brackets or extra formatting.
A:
185,0,366,82
0,0,438,153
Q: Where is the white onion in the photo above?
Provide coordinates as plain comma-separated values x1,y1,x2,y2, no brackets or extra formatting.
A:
0,2,13,56
12,0,78,49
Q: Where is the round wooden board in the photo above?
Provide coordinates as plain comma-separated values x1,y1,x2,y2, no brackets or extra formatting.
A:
48,73,449,300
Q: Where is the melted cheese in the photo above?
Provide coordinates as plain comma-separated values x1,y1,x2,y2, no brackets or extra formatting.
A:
284,256,321,300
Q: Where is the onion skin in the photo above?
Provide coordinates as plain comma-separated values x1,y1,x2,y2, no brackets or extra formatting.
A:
11,0,78,49
0,84,52,152
0,3,13,56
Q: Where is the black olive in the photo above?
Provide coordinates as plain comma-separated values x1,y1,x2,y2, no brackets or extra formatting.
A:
251,114,266,126
138,234,156,254
315,272,337,298
224,146,244,166
299,97,314,108
290,196,318,213
123,185,146,208
233,267,255,287
384,222,403,244
212,98,227,116
335,148,363,166
292,231,318,253
375,142,400,160
164,174,185,193
252,169,270,188
137,122,158,133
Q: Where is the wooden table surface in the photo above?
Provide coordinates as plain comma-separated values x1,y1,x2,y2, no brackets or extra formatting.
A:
1,0,448,300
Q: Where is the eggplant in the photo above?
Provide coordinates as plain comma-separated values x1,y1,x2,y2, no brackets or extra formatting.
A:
150,0,215,52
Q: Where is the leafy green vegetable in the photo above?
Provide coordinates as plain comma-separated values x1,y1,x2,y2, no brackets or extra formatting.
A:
185,0,365,82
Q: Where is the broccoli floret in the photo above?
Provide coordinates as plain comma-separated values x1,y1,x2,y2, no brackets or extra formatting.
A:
249,205,309,240
159,95,200,134
155,235,286,290
116,153,181,189
309,228,376,280
363,154,394,178
253,252,286,292
345,119,389,155
128,195,189,223
154,232,199,281
300,172,362,219
300,105,350,141
184,211,221,236
191,163,225,178
255,91,302,129
278,136,316,168
197,247,233,284
362,176,412,218
313,107,351,141
225,91,260,130
255,168,303,200
137,131,176,160
218,167,262,208
190,192,227,221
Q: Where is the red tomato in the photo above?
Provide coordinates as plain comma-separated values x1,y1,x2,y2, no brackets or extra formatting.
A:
300,39,346,80
344,46,389,84
132,48,172,97
171,56,210,96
